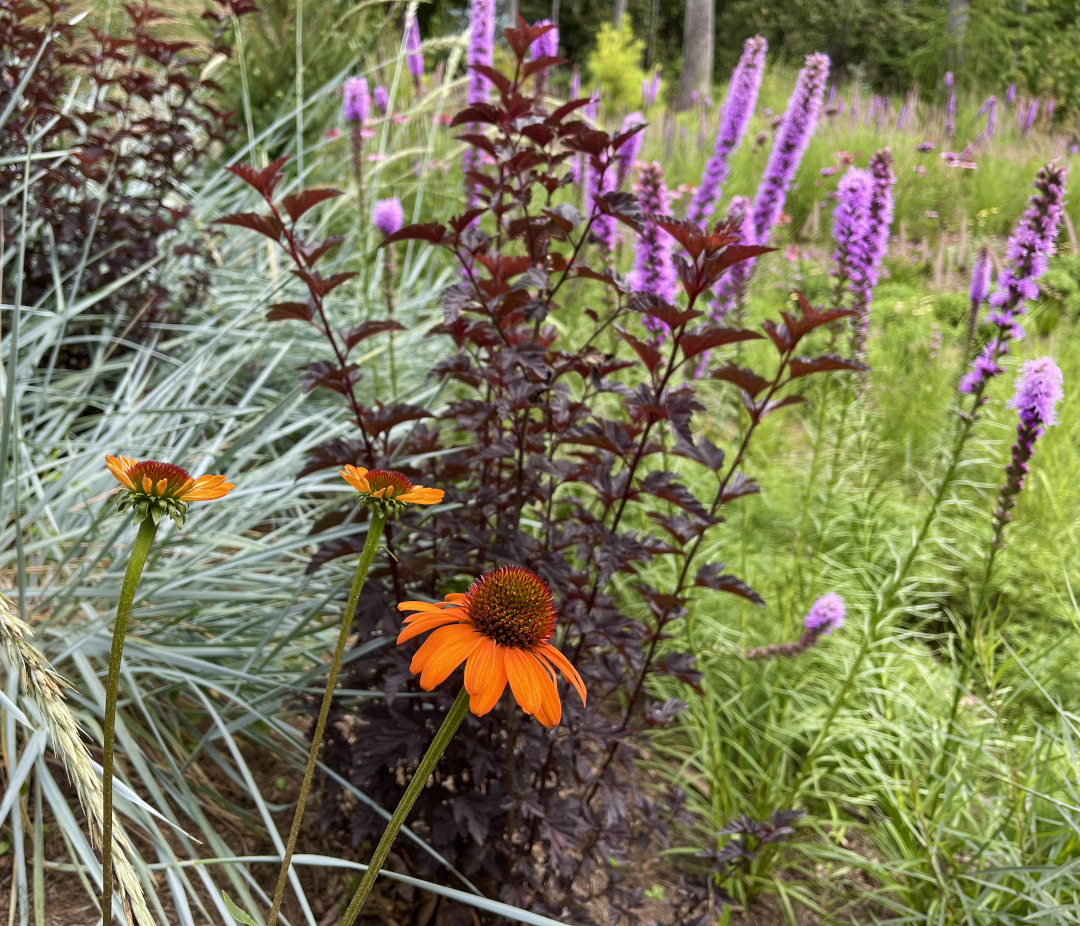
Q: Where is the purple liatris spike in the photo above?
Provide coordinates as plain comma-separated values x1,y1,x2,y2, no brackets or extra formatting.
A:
373,197,405,236
1006,83,1016,106
570,66,581,101
965,244,992,355
804,593,845,635
467,0,495,104
746,593,846,660
343,76,370,123
649,69,661,106
969,245,992,306
830,167,874,310
851,149,896,357
529,19,558,99
687,35,768,228
1046,99,1055,122
462,0,496,205
406,14,423,83
529,19,558,59
630,162,678,333
990,357,1064,544
1023,99,1038,136
708,196,756,329
616,113,645,189
1011,357,1064,429
945,80,956,138
585,146,616,264
959,162,1068,397
749,52,829,243
373,85,389,113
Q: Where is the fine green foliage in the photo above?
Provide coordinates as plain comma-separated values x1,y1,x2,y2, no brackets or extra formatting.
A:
586,18,646,110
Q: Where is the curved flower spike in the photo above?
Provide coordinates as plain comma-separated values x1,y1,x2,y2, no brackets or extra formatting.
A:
340,465,443,517
106,455,234,527
397,565,586,727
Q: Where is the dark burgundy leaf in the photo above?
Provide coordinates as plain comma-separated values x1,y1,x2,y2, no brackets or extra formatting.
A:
265,301,313,323
341,319,406,352
787,354,868,379
710,362,771,398
281,187,341,222
379,222,447,248
211,211,283,241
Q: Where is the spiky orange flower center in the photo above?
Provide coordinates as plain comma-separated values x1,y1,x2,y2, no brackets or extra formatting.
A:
364,469,414,498
126,461,193,497
464,565,557,649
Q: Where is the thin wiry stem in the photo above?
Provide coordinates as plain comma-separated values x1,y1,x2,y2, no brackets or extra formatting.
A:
101,516,158,925
268,511,386,924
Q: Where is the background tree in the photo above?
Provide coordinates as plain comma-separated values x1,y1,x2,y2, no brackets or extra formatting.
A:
679,0,714,108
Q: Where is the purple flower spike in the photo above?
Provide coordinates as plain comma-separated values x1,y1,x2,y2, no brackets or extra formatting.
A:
529,19,559,99
570,66,581,101
631,161,678,330
616,113,646,189
373,85,389,113
373,197,404,236
1011,357,1064,430
343,76,370,123
945,80,956,139
406,14,424,83
462,0,496,205
969,246,992,307
959,161,1068,399
706,196,756,332
804,593,845,635
1023,99,1039,136
830,167,874,309
467,0,495,104
749,52,830,243
851,150,896,356
990,357,1064,544
686,35,767,228
1006,83,1017,106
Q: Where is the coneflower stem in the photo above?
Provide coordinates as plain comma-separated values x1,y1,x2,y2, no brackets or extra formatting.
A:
101,516,158,924
269,512,386,925
339,687,471,926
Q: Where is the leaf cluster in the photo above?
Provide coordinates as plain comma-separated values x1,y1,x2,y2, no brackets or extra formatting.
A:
219,19,865,923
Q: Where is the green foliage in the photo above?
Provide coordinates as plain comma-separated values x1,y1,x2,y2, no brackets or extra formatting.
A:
586,18,646,109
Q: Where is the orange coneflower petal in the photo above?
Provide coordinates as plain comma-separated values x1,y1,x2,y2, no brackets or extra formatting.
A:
398,600,452,615
340,465,371,493
106,455,136,491
398,487,445,505
463,637,497,697
538,643,587,705
182,476,235,501
445,593,468,604
504,647,552,716
416,625,484,690
532,661,562,727
397,611,464,644
466,644,508,716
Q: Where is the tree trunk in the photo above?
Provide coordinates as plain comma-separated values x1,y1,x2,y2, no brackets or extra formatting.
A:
678,0,714,110
945,0,969,69
506,0,519,28
647,0,660,67
613,0,628,27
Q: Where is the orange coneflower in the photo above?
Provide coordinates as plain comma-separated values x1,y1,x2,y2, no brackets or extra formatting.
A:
340,465,443,516
106,455,234,527
397,565,586,727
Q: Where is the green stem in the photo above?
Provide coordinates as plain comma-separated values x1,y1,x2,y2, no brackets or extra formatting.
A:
101,516,159,923
339,687,471,926
268,512,386,925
